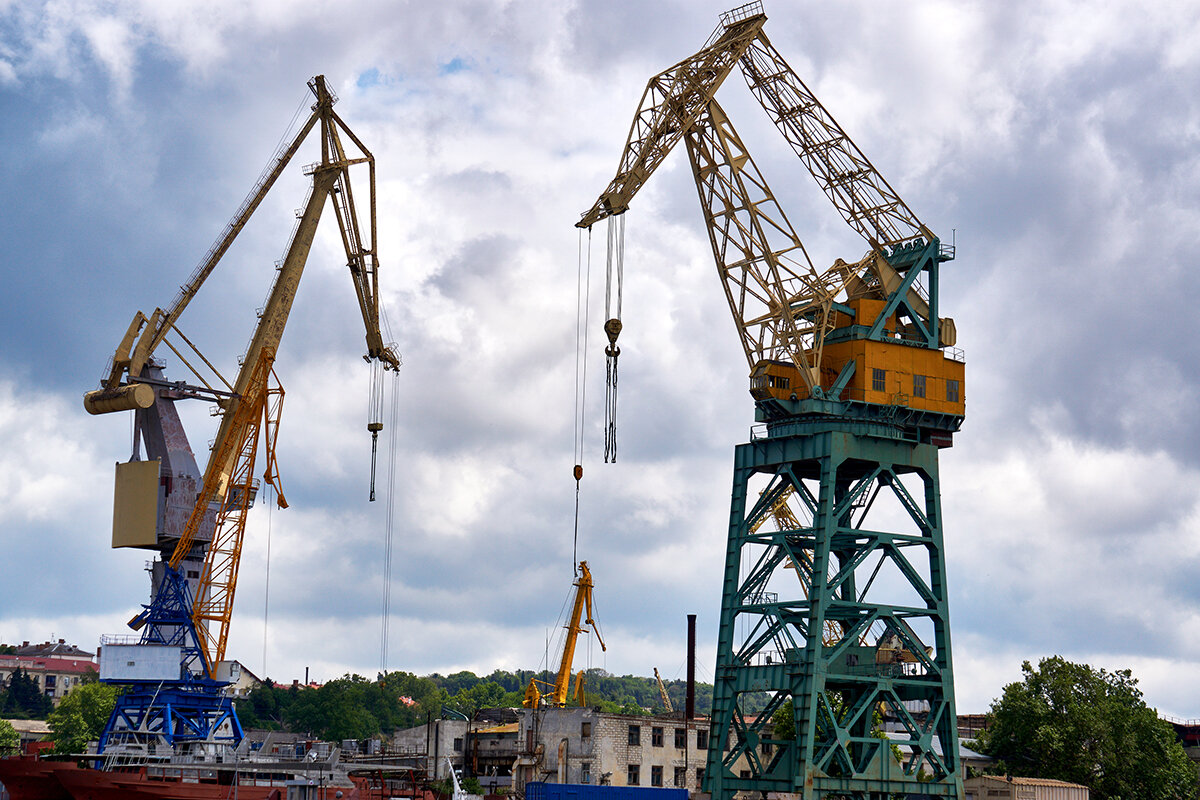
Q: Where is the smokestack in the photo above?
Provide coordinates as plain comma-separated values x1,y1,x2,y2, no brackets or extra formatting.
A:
686,614,696,721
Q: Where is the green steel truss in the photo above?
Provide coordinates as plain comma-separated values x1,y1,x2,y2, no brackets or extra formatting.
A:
705,417,962,799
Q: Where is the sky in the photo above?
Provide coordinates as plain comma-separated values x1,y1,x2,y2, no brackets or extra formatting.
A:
2,0,1200,720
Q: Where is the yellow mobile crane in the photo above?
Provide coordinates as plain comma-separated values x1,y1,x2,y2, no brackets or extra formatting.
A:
524,562,606,708
84,75,400,755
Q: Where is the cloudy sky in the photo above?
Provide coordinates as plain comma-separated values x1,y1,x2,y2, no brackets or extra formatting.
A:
3,0,1200,719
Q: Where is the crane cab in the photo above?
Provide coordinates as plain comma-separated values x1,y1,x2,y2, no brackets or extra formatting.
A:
749,295,966,423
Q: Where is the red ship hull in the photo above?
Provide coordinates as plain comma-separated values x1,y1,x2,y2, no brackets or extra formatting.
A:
0,755,79,800
55,765,363,800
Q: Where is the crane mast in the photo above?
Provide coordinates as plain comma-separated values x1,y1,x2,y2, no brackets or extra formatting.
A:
523,561,606,708
579,4,965,800
87,75,399,757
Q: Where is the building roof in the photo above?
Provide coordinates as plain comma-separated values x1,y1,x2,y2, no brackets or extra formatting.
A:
3,719,52,735
968,775,1089,789
0,654,98,674
13,640,95,658
884,732,993,763
476,722,519,735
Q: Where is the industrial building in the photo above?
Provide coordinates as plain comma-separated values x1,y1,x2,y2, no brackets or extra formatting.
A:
514,708,710,794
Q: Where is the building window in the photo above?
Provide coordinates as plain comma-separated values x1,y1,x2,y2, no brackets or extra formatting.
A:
740,770,751,779
947,379,960,403
45,675,56,688
581,722,591,738
674,767,686,787
762,741,773,755
651,766,663,787
696,768,705,789
696,729,709,750
913,374,926,398
581,762,591,784
651,727,663,747
628,725,640,746
453,737,463,752
674,728,686,749
872,368,886,392
627,765,640,786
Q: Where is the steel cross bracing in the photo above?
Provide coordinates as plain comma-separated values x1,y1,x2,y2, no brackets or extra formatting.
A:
705,430,960,799
684,99,861,396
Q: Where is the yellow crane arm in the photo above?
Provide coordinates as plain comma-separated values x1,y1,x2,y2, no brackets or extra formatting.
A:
576,12,764,229
116,75,396,679
524,561,607,708
654,668,673,712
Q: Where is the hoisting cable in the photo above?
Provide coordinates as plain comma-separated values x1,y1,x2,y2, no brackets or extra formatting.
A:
572,227,594,576
262,481,273,678
603,214,625,464
368,358,385,501
380,368,400,674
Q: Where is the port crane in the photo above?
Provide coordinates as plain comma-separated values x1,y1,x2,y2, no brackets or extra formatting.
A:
84,75,400,756
579,4,965,799
523,562,605,708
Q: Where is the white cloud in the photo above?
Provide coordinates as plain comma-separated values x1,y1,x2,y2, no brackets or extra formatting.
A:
4,0,1200,722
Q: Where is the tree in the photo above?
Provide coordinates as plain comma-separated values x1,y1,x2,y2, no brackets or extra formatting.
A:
0,719,18,753
1,668,53,719
977,656,1197,800
47,682,119,754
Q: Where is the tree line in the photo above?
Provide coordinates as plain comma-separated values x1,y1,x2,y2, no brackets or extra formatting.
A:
10,656,1197,800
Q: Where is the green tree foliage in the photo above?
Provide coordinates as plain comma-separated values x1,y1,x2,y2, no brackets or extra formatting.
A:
233,669,718,739
0,718,19,753
47,682,119,754
234,679,295,730
977,656,1197,800
0,668,53,719
281,672,444,740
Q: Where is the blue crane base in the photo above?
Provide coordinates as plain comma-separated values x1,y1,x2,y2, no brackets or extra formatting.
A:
98,564,244,756
100,685,243,755
703,418,963,800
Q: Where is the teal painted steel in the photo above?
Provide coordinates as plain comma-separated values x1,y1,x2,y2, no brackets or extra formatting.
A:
703,426,962,800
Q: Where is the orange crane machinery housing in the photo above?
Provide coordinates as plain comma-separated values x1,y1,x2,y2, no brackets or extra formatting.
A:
524,562,606,708
84,75,400,757
579,4,965,799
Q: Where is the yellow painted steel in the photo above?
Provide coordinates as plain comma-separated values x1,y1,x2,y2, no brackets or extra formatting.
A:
111,460,161,549
88,76,400,680
523,561,606,708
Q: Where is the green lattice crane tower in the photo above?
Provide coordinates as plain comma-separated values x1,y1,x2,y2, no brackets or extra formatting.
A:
578,4,965,799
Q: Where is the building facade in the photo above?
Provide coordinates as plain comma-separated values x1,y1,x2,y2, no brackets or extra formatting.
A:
0,640,98,705
514,708,709,795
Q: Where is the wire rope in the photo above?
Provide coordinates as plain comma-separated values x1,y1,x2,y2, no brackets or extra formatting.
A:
380,369,400,675
262,483,273,678
572,228,594,574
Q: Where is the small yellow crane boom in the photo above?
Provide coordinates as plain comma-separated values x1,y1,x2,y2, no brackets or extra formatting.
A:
654,668,673,712
524,561,606,708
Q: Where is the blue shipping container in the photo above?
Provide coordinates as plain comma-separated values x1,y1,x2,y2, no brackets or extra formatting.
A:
525,782,688,800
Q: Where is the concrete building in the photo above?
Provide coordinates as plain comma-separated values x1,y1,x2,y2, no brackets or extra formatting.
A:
964,775,1089,800
392,718,470,780
390,708,520,789
513,708,710,795
0,640,98,706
